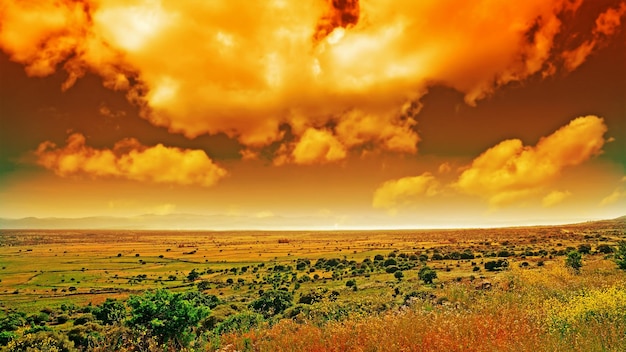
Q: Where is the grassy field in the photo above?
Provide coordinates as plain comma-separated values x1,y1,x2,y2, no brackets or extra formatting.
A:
0,217,624,351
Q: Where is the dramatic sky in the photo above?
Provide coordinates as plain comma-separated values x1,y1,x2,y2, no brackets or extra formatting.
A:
0,0,625,229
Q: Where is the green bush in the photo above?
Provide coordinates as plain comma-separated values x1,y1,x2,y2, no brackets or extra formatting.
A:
614,241,626,270
5,331,76,352
418,266,437,284
93,298,126,325
250,290,293,317
127,289,210,348
0,331,17,346
215,312,264,335
565,251,583,272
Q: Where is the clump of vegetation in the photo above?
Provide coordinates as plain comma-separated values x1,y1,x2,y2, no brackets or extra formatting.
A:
418,266,437,284
614,241,626,270
565,251,583,272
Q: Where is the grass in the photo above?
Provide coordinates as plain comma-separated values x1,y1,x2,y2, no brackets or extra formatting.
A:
0,218,624,350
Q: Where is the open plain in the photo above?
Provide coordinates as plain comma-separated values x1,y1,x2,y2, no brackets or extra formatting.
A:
0,217,625,350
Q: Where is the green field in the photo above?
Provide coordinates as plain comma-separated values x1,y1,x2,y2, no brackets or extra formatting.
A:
0,218,625,351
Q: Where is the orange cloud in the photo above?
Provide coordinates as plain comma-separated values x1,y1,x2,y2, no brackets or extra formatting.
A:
314,0,360,42
274,128,347,165
3,0,613,164
372,173,440,211
600,176,626,206
373,116,608,209
594,1,626,36
542,190,572,208
562,2,626,71
36,133,227,187
455,116,607,206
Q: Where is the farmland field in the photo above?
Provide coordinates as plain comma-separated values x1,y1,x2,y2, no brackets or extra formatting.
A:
0,217,625,351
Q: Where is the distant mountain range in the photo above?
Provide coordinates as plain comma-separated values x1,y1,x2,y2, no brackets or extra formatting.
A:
0,213,624,231
0,213,352,231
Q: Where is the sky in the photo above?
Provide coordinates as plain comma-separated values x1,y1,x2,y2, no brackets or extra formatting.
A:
0,0,625,229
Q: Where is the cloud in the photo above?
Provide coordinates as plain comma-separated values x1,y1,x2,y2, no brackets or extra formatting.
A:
542,190,572,207
274,128,347,165
373,115,608,209
600,189,626,206
35,133,227,187
2,0,611,164
372,173,440,210
594,1,626,36
562,2,626,71
600,176,626,206
455,116,607,206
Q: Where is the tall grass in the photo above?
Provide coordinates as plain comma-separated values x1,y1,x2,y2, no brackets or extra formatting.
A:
214,263,626,352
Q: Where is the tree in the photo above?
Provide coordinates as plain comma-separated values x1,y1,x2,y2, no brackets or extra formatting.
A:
187,269,200,282
93,298,126,325
565,251,582,272
614,241,626,270
394,270,404,281
127,289,209,348
484,259,508,271
577,244,591,255
197,280,211,291
418,266,437,284
597,244,614,254
250,290,293,317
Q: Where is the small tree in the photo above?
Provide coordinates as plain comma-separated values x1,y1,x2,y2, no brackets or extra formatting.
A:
187,269,200,282
565,251,582,272
197,280,211,291
614,241,626,270
250,290,293,317
127,289,209,348
577,244,591,254
394,270,404,281
418,266,437,284
93,298,126,325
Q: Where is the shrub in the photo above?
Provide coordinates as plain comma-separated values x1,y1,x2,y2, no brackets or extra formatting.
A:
418,266,437,284
577,244,591,254
0,331,17,346
385,266,399,273
187,269,201,281
127,289,210,348
250,290,293,317
298,289,327,305
67,322,103,349
197,280,211,291
215,312,264,335
597,244,614,254
383,258,397,267
73,314,95,326
565,251,583,272
56,314,70,324
614,241,626,270
484,259,508,271
545,285,626,333
28,312,50,325
5,331,75,352
93,298,126,325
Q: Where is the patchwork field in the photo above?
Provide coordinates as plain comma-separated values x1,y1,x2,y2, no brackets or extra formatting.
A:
0,217,624,351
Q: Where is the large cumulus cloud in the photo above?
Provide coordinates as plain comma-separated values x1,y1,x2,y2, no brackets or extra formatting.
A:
1,0,617,166
36,133,227,186
374,116,608,209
